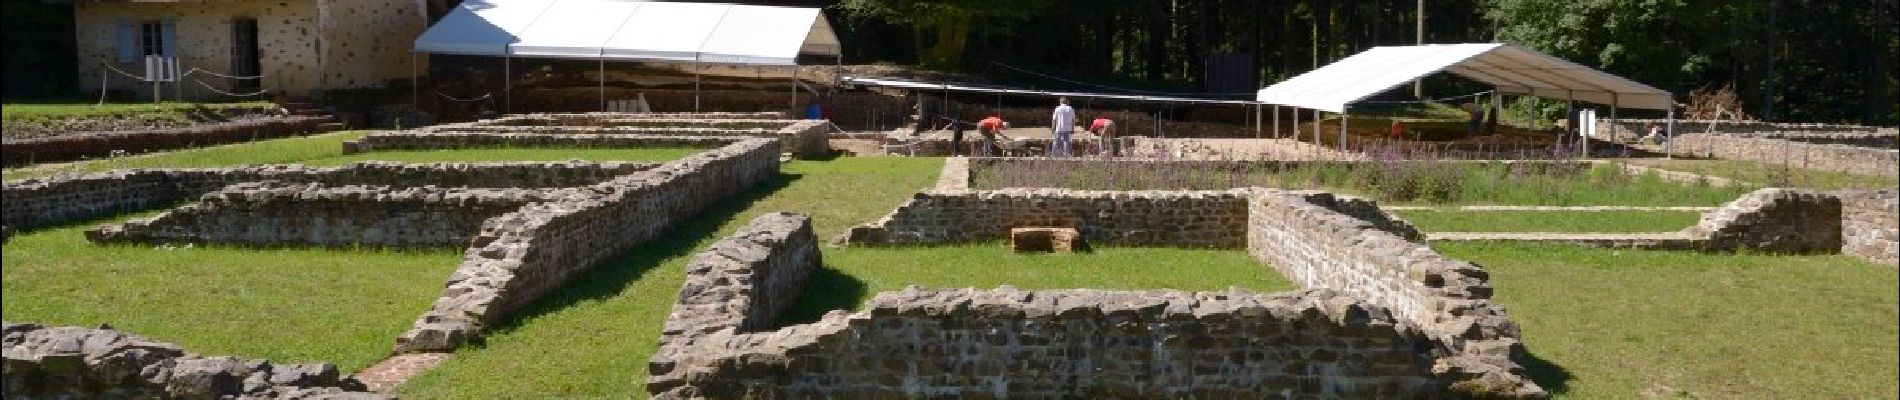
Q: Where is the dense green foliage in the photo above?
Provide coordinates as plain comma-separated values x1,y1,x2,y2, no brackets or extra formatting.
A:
829,0,1896,124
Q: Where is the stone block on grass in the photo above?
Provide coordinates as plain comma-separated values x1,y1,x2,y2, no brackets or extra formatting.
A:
1010,227,1087,253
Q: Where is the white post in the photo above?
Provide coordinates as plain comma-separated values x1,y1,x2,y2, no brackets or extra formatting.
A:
1290,107,1299,141
1609,93,1620,158
1272,105,1280,139
694,61,702,112
1311,109,1320,147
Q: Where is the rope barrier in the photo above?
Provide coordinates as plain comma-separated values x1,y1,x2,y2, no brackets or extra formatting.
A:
100,63,152,82
188,77,270,97
434,91,493,102
182,68,264,80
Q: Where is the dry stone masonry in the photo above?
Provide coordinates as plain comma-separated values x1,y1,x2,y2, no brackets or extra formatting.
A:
672,179,1543,397
87,182,581,248
1,322,384,399
1839,190,1898,266
378,112,833,158
3,161,656,233
394,138,781,353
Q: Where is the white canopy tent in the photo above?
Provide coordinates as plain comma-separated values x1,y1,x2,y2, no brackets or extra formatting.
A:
1255,43,1676,156
411,0,844,112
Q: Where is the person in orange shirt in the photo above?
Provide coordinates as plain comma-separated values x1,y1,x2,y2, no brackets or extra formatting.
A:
1087,116,1115,157
977,115,1012,156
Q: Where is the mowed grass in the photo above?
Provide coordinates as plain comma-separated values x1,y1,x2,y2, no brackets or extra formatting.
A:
1393,210,1704,233
1623,158,1898,190
784,245,1293,324
2,130,702,180
1437,242,1898,399
0,213,460,372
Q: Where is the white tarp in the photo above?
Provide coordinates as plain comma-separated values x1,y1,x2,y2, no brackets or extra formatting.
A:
1256,43,1673,112
412,0,550,56
413,0,841,65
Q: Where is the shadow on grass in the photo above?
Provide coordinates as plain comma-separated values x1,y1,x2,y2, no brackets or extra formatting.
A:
474,172,801,336
774,265,869,327
1522,349,1574,396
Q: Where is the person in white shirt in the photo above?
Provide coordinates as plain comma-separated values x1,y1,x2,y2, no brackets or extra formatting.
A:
1050,98,1077,157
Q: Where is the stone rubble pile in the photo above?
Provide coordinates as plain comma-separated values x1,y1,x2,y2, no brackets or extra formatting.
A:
1,322,385,399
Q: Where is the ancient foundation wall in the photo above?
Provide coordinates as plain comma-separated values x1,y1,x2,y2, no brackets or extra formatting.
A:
1838,190,1898,266
1681,188,1843,252
86,182,576,248
1656,135,1899,177
394,138,781,353
1599,119,1893,143
1,322,383,399
2,161,654,232
429,116,832,158
649,213,820,392
842,188,1254,247
1,116,338,167
340,132,736,154
649,287,1444,399
1247,191,1542,397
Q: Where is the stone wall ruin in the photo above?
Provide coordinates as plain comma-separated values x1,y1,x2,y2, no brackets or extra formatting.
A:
1,322,384,399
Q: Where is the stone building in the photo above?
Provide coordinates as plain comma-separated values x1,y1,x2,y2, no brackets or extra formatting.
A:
69,0,431,100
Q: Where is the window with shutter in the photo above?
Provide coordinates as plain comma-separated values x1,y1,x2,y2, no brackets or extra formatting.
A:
115,19,137,63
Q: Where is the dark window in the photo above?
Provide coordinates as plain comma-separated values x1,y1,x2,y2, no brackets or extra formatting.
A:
139,21,165,57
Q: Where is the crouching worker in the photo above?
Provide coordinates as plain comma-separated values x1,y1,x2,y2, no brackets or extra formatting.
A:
1088,116,1116,157
978,115,1012,157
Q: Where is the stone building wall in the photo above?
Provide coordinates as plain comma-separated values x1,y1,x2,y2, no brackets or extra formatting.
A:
1651,135,1899,177
86,182,575,248
650,287,1445,399
842,188,1255,247
1,322,383,399
340,132,737,154
394,138,781,353
1682,188,1843,253
649,213,821,393
1246,191,1540,397
73,0,425,99
1837,190,1898,266
1598,119,1893,142
1,116,336,167
2,161,654,232
432,114,832,158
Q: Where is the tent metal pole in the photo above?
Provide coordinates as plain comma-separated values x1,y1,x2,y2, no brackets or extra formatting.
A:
1290,107,1299,141
1609,93,1620,158
790,65,798,118
1272,105,1280,139
599,58,607,112
1665,106,1675,159
1311,109,1319,148
503,55,512,115
1340,110,1350,153
410,53,418,112
694,61,702,112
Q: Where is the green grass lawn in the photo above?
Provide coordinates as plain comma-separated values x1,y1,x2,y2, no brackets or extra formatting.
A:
1437,242,1898,399
1623,158,1898,190
3,130,702,180
1394,210,1704,233
0,213,459,372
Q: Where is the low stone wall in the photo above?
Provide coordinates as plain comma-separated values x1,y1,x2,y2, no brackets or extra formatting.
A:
1682,188,1843,252
1247,191,1541,397
1,116,337,167
1838,190,1898,266
1,322,383,399
425,116,832,158
340,132,736,154
1599,118,1893,143
86,182,578,248
842,188,1254,247
1650,134,1899,177
2,161,654,232
650,287,1445,399
649,213,819,392
394,138,780,353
